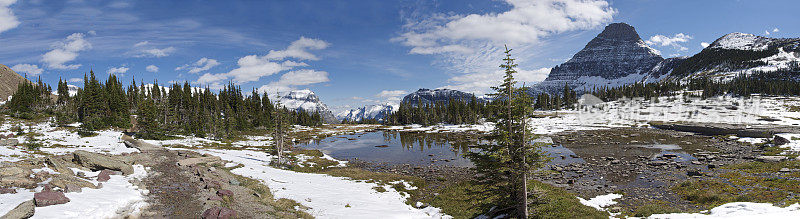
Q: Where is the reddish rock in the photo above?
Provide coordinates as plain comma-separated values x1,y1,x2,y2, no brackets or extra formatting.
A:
216,189,233,198
205,180,222,190
0,187,16,194
208,195,223,201
97,169,117,182
34,190,70,207
202,206,237,219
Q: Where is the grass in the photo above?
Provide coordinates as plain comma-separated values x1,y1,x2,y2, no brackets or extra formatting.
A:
227,168,313,218
416,180,608,219
673,160,800,209
628,200,681,217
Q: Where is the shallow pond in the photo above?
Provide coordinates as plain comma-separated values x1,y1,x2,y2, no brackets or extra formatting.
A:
296,131,581,167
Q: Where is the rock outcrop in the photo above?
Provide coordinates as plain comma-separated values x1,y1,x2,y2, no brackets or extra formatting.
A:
72,150,134,175
277,89,339,124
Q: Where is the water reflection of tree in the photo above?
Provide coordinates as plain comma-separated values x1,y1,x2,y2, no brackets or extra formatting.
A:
385,131,473,156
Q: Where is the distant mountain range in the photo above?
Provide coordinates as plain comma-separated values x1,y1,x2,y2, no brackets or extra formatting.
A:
533,22,800,94
337,103,398,122
402,88,482,106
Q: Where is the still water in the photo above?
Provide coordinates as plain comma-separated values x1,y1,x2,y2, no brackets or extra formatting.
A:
296,131,583,167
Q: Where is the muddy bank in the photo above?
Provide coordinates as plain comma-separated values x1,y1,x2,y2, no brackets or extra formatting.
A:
650,122,800,138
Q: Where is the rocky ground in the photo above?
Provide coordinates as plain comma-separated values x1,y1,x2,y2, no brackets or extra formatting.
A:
0,135,308,219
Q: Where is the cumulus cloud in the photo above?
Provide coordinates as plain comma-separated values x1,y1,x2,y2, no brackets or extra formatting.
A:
701,42,710,48
394,0,616,55
68,77,83,83
41,33,92,70
394,0,615,94
258,69,329,94
265,37,329,60
375,90,407,102
146,65,159,72
765,28,780,35
176,57,219,74
107,66,129,75
646,33,692,51
0,0,19,34
11,64,44,76
196,37,329,89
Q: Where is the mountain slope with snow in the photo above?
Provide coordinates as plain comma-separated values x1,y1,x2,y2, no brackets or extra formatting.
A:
277,89,339,124
338,103,398,122
402,88,480,106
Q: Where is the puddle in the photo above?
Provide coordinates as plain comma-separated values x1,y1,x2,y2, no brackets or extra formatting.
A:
636,144,682,150
297,132,583,167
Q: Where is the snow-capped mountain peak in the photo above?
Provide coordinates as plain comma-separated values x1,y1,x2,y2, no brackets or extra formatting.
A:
338,102,398,122
708,32,771,51
277,89,339,124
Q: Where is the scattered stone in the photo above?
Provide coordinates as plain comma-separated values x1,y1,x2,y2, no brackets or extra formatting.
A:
0,138,19,146
217,189,234,198
0,187,16,194
177,156,222,166
201,206,237,219
756,156,787,163
46,157,74,176
205,180,222,190
374,145,389,148
34,188,70,207
208,195,223,201
774,135,790,146
662,153,678,158
228,179,240,186
63,184,82,193
1,200,34,219
73,150,134,175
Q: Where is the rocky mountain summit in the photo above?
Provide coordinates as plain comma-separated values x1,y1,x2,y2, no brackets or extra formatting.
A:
545,23,663,82
277,89,339,124
402,88,480,106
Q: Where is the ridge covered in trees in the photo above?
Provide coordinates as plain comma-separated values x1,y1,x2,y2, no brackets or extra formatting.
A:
5,70,323,139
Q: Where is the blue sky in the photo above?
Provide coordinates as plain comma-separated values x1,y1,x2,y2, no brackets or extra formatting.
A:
0,0,797,113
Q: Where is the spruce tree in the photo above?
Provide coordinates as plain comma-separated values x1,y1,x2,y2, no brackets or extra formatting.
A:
467,46,546,218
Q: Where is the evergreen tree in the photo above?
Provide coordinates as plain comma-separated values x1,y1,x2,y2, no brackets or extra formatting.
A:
467,46,546,218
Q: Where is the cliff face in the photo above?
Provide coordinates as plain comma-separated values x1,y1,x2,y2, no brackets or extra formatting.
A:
402,88,478,106
0,64,31,102
545,23,663,81
278,89,340,124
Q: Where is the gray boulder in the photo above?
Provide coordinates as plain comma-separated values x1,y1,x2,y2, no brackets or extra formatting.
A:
72,150,133,175
0,200,34,219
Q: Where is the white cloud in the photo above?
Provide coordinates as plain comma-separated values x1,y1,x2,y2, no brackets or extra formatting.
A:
131,40,175,57
259,69,329,94
645,33,692,51
11,64,44,76
0,0,19,34
107,66,128,75
68,77,83,83
765,30,770,35
197,37,329,87
41,33,92,70
376,90,407,98
773,28,780,33
701,42,710,48
516,67,551,83
176,57,219,74
146,65,159,72
394,0,615,94
265,37,329,60
137,47,175,57
394,0,616,55
133,41,149,47
375,90,407,102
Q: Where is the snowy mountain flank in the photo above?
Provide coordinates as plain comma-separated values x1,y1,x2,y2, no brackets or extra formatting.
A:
533,23,800,94
337,103,398,122
402,88,480,106
277,89,339,124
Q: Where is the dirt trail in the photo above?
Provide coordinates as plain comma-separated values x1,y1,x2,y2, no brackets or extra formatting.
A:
123,135,204,218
